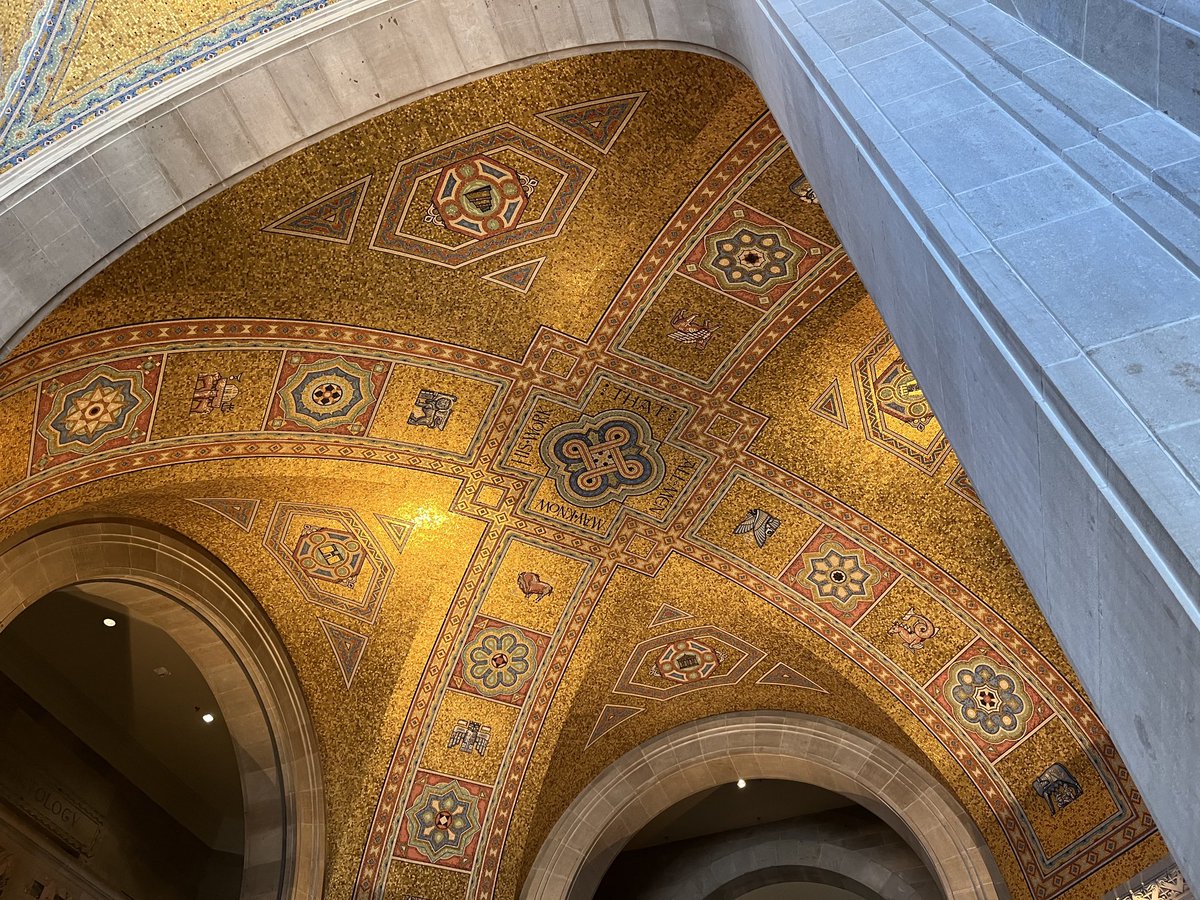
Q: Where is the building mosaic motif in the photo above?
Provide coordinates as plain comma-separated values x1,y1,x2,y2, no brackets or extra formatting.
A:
539,410,666,508
535,92,646,153
263,504,395,623
653,638,721,684
371,125,595,268
447,720,492,757
734,508,780,548
262,175,372,244
407,389,457,430
190,372,241,415
396,772,489,871
681,203,830,309
268,354,388,435
33,359,160,471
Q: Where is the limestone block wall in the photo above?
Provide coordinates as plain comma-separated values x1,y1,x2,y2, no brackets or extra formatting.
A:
985,0,1200,134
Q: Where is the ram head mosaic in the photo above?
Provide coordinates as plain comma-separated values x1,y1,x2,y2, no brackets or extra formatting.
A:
0,51,1165,900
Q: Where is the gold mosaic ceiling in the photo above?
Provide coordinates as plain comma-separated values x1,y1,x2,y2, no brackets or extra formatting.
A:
0,51,1163,900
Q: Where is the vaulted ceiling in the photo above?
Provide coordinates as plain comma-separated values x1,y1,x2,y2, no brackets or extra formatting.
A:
0,50,1164,900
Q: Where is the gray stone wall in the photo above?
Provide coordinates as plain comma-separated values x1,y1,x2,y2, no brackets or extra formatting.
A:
987,0,1200,133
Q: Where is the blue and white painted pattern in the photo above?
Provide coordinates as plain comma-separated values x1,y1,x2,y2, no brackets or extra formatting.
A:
0,0,331,171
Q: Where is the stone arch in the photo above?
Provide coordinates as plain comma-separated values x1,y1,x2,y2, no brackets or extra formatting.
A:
0,520,325,900
522,711,1007,900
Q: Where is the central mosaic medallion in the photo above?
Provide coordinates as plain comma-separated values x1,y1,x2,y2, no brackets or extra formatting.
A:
462,626,535,698
539,410,666,508
703,223,799,293
272,354,385,434
948,658,1033,742
434,155,528,238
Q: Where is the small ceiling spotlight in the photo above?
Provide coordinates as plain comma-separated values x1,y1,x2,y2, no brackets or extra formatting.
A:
101,617,117,628
201,713,215,724
736,778,747,789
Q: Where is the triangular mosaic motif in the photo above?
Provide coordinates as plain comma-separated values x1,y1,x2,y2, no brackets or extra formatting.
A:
809,379,848,429
263,175,372,244
586,703,643,747
482,257,545,294
756,662,827,693
188,498,260,532
946,463,985,512
648,604,693,628
319,618,369,688
376,513,416,554
536,92,646,154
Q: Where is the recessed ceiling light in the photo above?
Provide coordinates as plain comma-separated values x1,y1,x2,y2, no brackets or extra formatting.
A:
202,713,215,724
101,617,116,628
736,778,747,789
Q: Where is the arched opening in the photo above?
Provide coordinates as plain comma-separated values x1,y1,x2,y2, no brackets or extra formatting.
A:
0,586,244,899
595,779,939,900
0,522,325,900
524,711,1007,900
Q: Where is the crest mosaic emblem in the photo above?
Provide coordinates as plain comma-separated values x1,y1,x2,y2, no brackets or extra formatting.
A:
371,125,595,268
293,526,364,586
263,504,402,624
654,639,721,684
540,410,666,508
433,156,528,238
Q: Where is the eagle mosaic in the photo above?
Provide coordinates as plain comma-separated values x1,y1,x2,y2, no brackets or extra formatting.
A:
0,51,1166,900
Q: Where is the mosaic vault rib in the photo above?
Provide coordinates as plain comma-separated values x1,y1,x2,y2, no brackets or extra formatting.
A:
0,63,1161,900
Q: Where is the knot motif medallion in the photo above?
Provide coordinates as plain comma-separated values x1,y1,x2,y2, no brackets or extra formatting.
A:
540,410,665,507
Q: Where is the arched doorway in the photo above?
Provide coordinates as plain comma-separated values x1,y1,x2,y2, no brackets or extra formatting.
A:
0,522,325,900
524,711,1007,900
